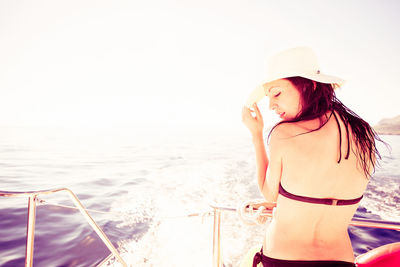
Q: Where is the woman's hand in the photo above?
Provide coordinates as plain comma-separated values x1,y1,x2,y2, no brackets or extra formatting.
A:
242,103,264,137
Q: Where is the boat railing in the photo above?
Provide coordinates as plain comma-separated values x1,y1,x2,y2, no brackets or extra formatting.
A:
209,203,400,267
2,189,399,267
0,188,127,267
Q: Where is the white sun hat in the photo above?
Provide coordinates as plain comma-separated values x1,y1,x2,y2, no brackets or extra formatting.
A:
245,47,344,107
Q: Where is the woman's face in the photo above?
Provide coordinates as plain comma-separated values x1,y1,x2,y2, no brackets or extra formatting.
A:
265,79,302,120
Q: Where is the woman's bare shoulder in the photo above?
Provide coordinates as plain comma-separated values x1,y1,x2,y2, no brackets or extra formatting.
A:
269,123,290,140
269,122,305,140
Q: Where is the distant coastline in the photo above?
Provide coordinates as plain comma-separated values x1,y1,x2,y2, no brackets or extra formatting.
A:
373,115,400,135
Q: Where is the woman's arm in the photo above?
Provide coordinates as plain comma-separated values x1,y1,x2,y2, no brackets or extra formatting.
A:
263,131,283,202
252,133,269,194
242,104,269,196
242,104,282,202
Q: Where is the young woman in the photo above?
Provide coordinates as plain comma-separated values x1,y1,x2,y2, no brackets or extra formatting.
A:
242,47,381,267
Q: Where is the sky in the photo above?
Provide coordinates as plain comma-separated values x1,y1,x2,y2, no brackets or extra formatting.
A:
0,0,399,135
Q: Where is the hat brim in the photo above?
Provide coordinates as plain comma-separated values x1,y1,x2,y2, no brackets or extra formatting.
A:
245,73,344,108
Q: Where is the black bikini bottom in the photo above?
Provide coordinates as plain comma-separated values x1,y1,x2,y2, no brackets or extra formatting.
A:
253,248,355,267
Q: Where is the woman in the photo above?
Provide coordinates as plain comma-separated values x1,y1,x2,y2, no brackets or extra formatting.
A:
242,47,382,267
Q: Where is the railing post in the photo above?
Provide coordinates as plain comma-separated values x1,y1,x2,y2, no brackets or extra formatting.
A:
25,195,37,267
65,189,127,267
0,188,128,267
212,208,222,267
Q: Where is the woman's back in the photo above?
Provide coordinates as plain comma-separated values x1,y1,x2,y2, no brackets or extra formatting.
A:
264,112,369,262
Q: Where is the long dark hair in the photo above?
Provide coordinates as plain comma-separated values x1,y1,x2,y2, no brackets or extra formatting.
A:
268,76,384,178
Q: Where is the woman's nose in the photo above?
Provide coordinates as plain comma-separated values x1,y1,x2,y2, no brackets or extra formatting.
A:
269,100,277,111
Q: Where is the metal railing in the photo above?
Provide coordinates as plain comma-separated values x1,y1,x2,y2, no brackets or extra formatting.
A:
0,188,127,267
210,203,400,267
3,189,399,267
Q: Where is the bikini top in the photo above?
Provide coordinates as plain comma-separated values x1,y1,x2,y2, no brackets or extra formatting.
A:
279,183,363,206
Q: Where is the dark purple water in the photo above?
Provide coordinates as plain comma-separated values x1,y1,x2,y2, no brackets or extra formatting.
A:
0,129,399,266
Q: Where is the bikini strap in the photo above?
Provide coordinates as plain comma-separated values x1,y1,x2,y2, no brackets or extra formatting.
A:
332,111,343,163
332,110,352,162
252,254,261,267
253,247,264,267
279,183,363,206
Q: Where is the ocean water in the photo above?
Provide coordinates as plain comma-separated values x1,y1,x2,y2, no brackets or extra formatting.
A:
0,127,399,267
